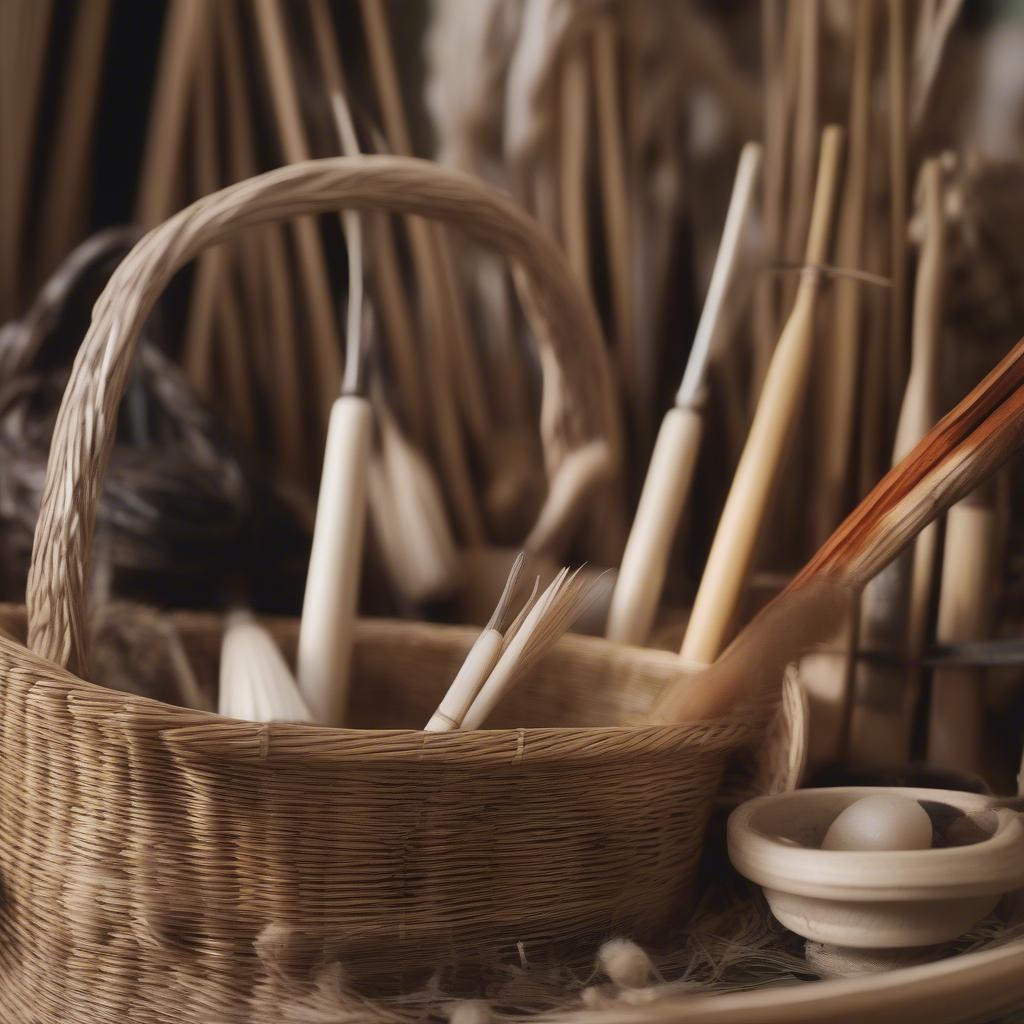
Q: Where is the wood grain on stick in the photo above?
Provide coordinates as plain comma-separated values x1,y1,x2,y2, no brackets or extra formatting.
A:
680,127,842,667
607,144,761,646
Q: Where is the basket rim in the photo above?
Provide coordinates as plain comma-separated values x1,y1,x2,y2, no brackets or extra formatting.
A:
0,606,754,767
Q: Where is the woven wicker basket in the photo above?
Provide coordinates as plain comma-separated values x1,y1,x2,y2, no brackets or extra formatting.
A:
0,158,759,1021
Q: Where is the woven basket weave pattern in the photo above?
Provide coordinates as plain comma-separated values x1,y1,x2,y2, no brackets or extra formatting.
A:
0,159,752,1020
0,616,750,1021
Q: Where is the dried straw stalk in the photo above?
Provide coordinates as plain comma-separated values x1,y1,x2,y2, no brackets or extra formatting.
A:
215,0,304,473
358,0,487,543
135,0,203,227
559,34,591,290
813,0,876,543
887,0,910,420
36,0,112,281
592,12,640,431
848,156,946,765
252,0,343,424
0,0,53,315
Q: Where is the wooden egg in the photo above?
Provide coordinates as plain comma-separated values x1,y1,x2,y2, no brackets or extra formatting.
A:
728,787,1024,948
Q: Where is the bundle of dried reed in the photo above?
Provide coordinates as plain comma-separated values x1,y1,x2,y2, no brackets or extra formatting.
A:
219,610,312,723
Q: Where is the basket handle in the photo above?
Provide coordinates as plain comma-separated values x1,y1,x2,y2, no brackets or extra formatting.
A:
26,156,620,673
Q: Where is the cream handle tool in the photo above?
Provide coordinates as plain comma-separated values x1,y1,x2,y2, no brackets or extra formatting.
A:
297,391,372,726
606,143,761,646
680,127,843,666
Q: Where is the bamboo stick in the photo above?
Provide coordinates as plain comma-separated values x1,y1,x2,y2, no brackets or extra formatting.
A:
251,0,344,423
655,329,1024,724
559,36,591,290
358,0,485,543
592,12,641,432
848,157,946,766
887,0,910,423
36,0,112,281
782,0,819,311
135,0,203,226
215,0,304,472
1,0,53,315
606,144,761,646
926,483,998,774
753,0,786,396
813,0,875,543
679,127,843,667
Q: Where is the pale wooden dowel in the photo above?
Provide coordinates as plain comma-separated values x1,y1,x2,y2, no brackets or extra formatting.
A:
607,144,761,646
135,0,203,226
927,486,998,774
297,396,373,726
36,0,112,281
605,408,702,645
252,0,343,423
813,0,875,543
680,127,842,667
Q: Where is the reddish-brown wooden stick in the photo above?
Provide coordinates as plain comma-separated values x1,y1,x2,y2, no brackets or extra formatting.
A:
654,335,1024,724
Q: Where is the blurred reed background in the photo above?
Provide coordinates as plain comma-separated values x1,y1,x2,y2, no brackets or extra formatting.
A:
2,0,1024,786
